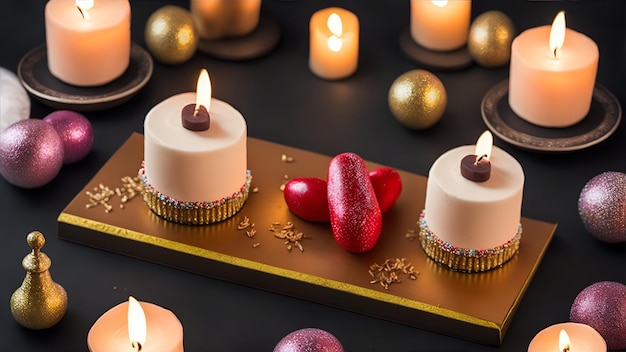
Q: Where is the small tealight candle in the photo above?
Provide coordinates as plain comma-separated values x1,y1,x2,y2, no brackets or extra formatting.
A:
87,297,184,352
460,130,492,182
309,7,359,80
528,322,606,352
181,69,211,131
410,0,471,51
509,11,599,127
45,0,131,87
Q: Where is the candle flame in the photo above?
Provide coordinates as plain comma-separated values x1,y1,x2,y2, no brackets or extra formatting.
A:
327,13,343,52
128,296,147,351
550,11,566,59
559,329,571,352
432,0,448,8
75,0,94,20
195,69,212,114
474,130,493,162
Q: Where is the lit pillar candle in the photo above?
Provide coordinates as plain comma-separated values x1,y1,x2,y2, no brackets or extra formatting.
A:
143,69,247,203
87,297,184,352
528,322,606,352
309,7,359,80
44,0,131,87
190,0,261,40
410,0,471,51
508,11,599,127
424,131,524,250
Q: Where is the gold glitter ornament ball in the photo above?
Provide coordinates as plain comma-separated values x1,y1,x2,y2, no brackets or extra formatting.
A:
10,231,68,329
388,69,447,130
468,11,515,68
145,5,198,65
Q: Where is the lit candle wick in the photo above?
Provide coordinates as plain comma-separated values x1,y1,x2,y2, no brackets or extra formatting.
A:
76,6,89,20
130,341,142,352
562,346,570,352
131,341,142,351
474,154,488,165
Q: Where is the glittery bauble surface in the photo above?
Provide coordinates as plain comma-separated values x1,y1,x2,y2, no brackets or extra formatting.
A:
43,110,94,164
145,5,198,65
10,231,68,330
274,328,344,352
570,281,626,350
0,119,63,188
388,69,447,130
0,67,30,134
468,11,515,68
578,171,626,243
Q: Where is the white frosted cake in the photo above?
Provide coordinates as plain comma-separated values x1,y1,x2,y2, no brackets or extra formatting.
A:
420,144,524,272
140,92,250,225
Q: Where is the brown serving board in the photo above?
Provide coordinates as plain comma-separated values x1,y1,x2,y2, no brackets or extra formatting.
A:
58,133,556,345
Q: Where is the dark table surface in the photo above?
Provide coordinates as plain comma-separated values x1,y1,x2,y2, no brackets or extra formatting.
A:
1,1,625,351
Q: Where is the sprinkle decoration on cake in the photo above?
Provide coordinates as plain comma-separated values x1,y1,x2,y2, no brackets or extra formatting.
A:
420,131,525,272
140,69,250,225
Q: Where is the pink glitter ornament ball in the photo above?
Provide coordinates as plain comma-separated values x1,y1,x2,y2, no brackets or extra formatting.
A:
274,328,344,352
578,171,626,243
43,110,93,164
570,281,626,350
0,119,64,188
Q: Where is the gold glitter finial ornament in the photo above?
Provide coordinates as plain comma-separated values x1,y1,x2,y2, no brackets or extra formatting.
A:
468,11,516,68
10,231,68,329
145,5,199,65
388,69,447,130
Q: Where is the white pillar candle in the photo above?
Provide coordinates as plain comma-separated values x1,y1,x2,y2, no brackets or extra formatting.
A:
410,0,471,51
190,0,261,40
508,12,599,127
45,0,131,87
309,7,359,80
425,141,524,250
87,299,184,352
143,70,247,203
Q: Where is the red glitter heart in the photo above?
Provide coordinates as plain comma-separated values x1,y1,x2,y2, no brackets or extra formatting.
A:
283,177,330,222
369,167,403,214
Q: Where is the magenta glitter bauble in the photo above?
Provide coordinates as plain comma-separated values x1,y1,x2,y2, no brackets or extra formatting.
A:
577,171,626,243
43,110,93,164
274,328,344,352
0,119,64,188
570,281,626,350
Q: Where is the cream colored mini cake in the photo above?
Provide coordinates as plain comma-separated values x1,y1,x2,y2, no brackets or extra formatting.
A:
420,136,524,272
140,90,250,225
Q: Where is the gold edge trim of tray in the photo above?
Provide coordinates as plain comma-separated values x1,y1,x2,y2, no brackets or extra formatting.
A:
57,212,501,331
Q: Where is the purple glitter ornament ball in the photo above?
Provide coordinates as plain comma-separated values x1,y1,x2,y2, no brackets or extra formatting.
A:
274,328,344,352
43,110,93,164
578,171,626,243
0,119,64,188
570,281,626,350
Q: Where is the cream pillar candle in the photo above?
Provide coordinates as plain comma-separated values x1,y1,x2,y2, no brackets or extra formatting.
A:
87,298,184,352
45,0,131,87
190,0,261,40
509,12,599,127
424,135,524,250
410,0,471,51
143,70,247,204
528,322,606,352
309,7,359,80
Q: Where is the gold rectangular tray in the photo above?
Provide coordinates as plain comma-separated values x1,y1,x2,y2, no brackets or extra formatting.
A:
58,133,556,345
